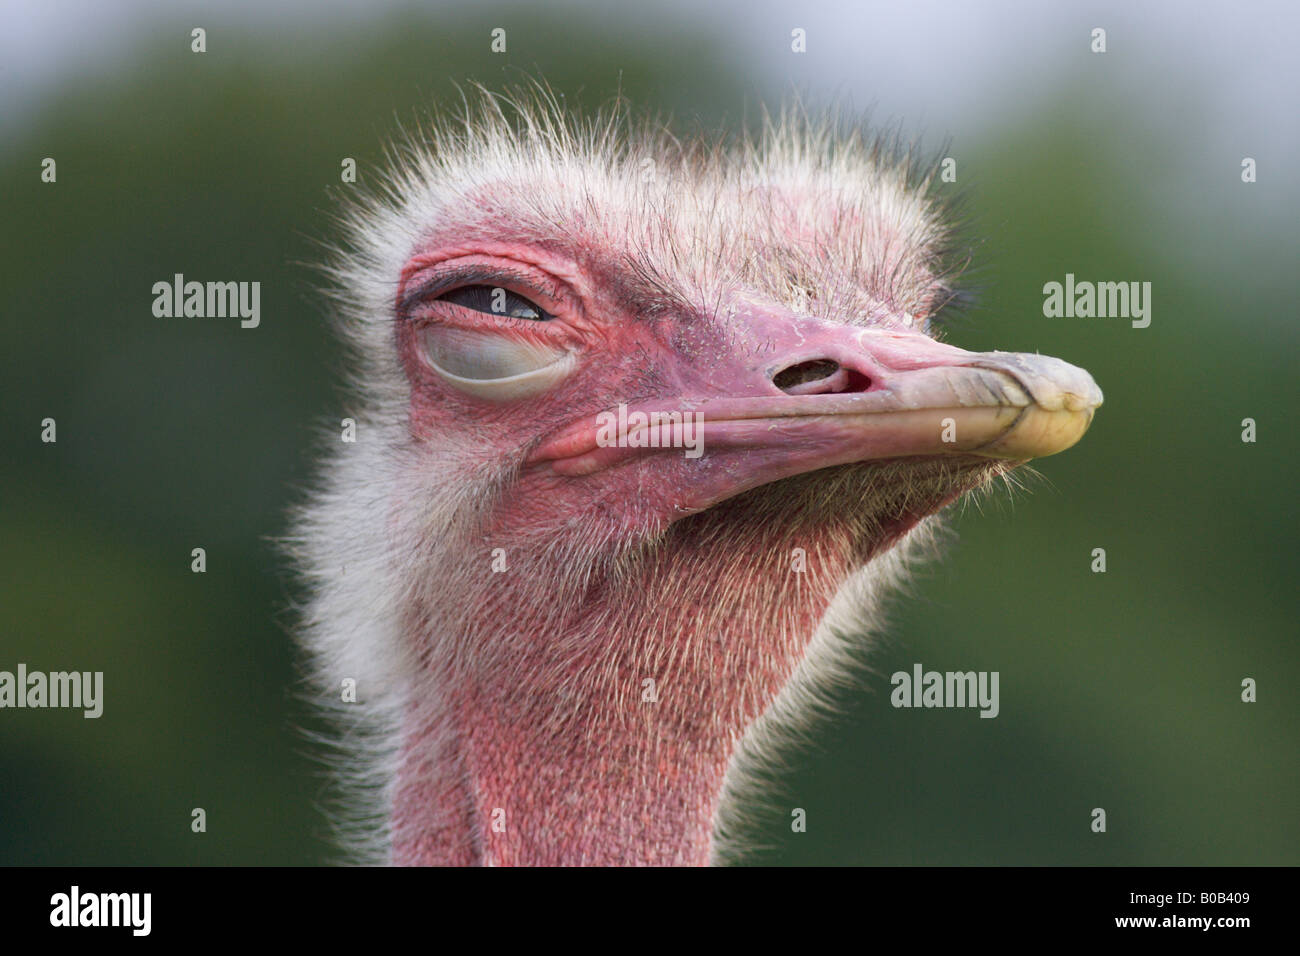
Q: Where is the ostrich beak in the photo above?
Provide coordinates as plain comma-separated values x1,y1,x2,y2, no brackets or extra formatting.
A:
530,311,1102,499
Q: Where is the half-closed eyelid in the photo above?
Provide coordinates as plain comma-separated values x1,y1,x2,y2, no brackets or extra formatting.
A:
399,264,563,318
438,285,555,321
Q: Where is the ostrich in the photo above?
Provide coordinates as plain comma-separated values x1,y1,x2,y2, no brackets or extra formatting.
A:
290,89,1102,866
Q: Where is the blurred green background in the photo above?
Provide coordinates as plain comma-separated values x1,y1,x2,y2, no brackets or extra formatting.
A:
1,4,1296,865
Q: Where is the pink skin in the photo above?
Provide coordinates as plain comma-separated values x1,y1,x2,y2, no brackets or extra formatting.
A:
387,240,1095,865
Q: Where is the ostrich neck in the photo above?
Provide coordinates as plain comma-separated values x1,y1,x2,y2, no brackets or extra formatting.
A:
383,457,997,866
389,505,877,866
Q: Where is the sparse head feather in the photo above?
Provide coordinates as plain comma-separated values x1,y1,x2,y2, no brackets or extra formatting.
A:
322,83,969,380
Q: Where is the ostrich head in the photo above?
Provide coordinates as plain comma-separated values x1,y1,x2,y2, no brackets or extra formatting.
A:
291,89,1101,866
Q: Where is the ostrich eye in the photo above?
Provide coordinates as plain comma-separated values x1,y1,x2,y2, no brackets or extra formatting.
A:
438,285,554,321
420,325,574,400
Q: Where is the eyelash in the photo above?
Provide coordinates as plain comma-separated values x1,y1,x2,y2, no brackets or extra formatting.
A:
437,284,555,321
401,267,562,323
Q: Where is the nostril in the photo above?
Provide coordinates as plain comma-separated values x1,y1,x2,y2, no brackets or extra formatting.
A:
774,359,840,391
772,359,872,395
